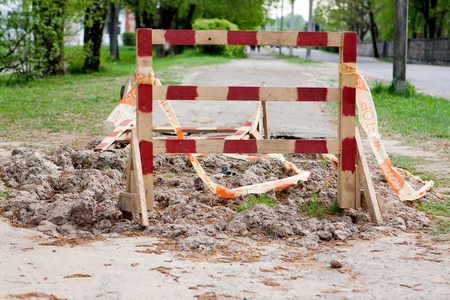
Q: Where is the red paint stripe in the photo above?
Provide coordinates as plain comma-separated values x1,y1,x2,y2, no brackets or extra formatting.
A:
232,130,246,136
139,141,153,175
206,136,226,139
94,143,108,150
108,131,120,138
118,119,133,126
227,87,260,101
165,139,196,153
223,140,257,153
227,31,258,45
297,88,328,101
297,32,328,46
294,140,328,153
342,87,356,116
341,137,356,173
124,137,131,141
164,30,195,44
343,32,357,63
166,86,198,100
138,84,153,113
243,121,252,126
137,29,152,57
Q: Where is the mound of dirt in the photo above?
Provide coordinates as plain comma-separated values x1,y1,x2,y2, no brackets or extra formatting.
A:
0,146,433,250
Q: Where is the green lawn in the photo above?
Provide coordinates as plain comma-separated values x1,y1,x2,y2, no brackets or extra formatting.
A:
0,47,232,139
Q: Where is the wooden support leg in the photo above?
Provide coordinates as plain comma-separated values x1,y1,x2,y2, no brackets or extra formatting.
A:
262,101,270,139
118,128,149,227
355,128,383,225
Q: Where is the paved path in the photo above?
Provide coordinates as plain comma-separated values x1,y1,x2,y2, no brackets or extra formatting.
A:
2,219,449,299
154,49,337,139
281,47,450,99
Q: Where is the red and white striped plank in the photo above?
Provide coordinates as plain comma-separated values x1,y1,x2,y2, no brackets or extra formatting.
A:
94,119,135,151
153,139,339,155
153,126,238,133
337,32,357,208
136,29,154,212
153,86,340,102
150,29,343,47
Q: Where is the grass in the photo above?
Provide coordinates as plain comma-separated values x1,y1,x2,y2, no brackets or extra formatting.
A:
389,154,420,173
417,198,450,242
319,81,449,143
371,81,449,141
299,193,342,219
388,154,448,188
0,47,232,140
375,57,391,63
236,195,278,212
278,54,323,65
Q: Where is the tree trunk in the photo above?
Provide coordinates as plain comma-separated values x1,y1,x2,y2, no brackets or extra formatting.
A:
393,0,409,94
83,0,109,73
133,1,141,29
306,0,313,60
155,4,181,58
108,1,120,60
142,6,154,28
183,4,196,29
368,6,379,58
289,0,295,56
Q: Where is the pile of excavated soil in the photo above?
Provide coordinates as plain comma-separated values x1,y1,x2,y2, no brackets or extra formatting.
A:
0,146,434,250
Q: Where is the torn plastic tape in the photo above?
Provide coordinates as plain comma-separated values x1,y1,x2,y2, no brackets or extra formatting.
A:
356,73,433,201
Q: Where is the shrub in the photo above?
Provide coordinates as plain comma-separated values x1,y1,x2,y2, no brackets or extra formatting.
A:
65,46,110,74
122,31,136,46
65,46,86,74
192,19,244,57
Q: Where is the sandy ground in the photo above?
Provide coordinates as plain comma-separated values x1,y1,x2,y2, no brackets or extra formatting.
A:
1,48,449,299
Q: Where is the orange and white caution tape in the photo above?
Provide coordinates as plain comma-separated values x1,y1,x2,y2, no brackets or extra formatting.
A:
106,72,310,198
355,73,433,200
157,93,310,198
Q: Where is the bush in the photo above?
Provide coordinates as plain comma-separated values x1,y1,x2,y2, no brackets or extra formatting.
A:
65,46,110,74
192,19,244,57
65,46,85,74
122,31,136,46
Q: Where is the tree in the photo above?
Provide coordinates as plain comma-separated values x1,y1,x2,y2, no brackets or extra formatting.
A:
393,0,408,93
0,0,80,82
83,0,109,73
31,0,67,76
108,0,120,60
126,0,272,31
124,0,273,58
409,0,449,38
315,0,382,57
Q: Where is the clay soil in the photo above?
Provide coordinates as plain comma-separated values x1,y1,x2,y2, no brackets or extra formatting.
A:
1,49,449,299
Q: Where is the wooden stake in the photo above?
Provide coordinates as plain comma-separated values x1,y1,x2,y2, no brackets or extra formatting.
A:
131,127,149,226
261,81,270,139
355,128,383,225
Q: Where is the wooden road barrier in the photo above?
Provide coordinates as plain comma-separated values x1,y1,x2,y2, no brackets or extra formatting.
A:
119,29,382,226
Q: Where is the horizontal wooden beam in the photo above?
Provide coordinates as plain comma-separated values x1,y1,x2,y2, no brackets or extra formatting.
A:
151,30,343,47
153,126,238,133
153,86,340,102
152,139,339,154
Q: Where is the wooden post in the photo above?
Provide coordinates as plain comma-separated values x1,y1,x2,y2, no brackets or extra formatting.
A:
337,32,357,208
